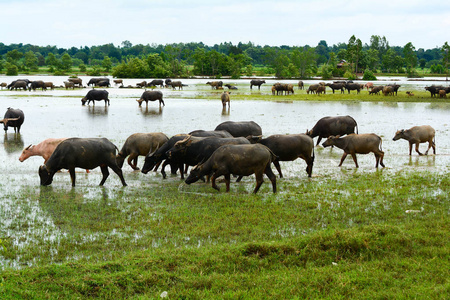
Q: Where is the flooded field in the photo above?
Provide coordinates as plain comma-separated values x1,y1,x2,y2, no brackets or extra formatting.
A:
0,76,449,269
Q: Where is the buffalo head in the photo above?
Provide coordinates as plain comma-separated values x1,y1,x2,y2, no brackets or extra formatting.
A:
39,165,53,186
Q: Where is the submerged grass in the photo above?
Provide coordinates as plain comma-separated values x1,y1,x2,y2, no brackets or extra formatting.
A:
0,171,448,298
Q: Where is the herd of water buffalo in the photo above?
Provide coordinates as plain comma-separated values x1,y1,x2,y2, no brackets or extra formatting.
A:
1,77,440,193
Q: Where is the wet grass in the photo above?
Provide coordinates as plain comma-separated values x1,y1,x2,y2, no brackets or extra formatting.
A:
1,171,448,298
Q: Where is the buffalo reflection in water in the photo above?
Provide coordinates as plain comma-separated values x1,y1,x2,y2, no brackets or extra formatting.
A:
3,133,24,154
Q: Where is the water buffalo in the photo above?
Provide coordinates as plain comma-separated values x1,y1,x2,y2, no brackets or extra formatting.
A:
206,81,223,89
68,78,83,87
369,86,384,95
439,90,447,98
81,90,110,106
9,80,28,91
256,134,314,178
424,85,444,97
224,84,238,90
116,132,169,170
325,83,345,94
306,116,358,146
97,80,110,87
189,130,233,138
387,84,401,95
316,85,326,95
39,138,127,187
137,90,164,107
169,81,185,90
165,79,172,87
29,80,46,91
185,144,277,194
147,79,165,88
64,81,74,89
364,82,374,90
392,125,436,156
345,83,361,94
298,81,304,90
0,82,7,89
306,84,320,94
322,134,385,168
87,78,110,87
19,138,68,163
214,121,262,137
136,81,147,88
382,86,394,96
113,79,123,86
1,108,25,133
250,80,265,90
44,82,55,90
221,91,230,108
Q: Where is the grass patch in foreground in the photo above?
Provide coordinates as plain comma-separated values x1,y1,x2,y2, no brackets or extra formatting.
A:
0,171,448,298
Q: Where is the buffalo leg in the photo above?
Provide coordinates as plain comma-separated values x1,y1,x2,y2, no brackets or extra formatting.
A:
273,160,283,178
338,153,348,166
109,165,127,186
379,151,385,168
253,171,264,194
224,174,231,192
415,143,423,156
408,142,413,155
69,168,76,187
264,165,277,193
236,175,243,182
350,153,359,168
99,165,110,185
316,136,322,146
211,173,220,191
128,154,139,170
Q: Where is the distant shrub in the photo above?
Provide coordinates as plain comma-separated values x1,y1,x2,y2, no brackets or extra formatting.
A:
5,62,18,76
362,70,377,80
344,70,357,80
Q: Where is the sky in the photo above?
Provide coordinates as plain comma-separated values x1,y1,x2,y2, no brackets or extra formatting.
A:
1,0,449,50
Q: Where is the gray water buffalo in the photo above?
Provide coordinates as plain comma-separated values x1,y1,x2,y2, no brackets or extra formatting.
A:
169,81,185,90
64,81,74,89
325,83,345,94
9,80,28,91
392,125,436,156
38,137,127,187
221,91,230,108
1,108,25,133
214,121,262,137
147,79,164,88
137,90,164,107
185,144,277,194
97,80,110,87
116,132,169,170
322,134,385,168
307,115,358,146
81,90,110,106
345,83,361,94
369,86,384,95
188,130,233,138
306,84,320,94
255,134,314,178
87,78,109,87
250,80,266,90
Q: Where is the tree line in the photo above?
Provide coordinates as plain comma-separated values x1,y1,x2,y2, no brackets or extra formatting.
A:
0,35,449,79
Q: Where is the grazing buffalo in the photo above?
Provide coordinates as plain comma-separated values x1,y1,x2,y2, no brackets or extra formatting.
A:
10,80,28,91
87,78,110,87
206,81,223,89
39,138,127,187
19,138,68,163
439,90,447,98
116,132,169,170
137,90,164,107
221,91,230,108
250,79,266,90
166,135,251,172
81,90,110,106
224,84,238,90
325,83,345,94
306,84,320,94
185,144,277,194
306,115,358,146
322,134,385,168
64,81,74,89
392,125,436,156
113,79,123,86
141,134,189,178
298,81,304,90
369,86,384,95
387,84,401,95
214,121,262,138
189,130,233,138
29,80,46,91
345,83,361,94
147,79,165,88
136,81,147,88
1,82,7,89
97,80,110,87
382,86,394,96
316,85,326,95
44,82,55,90
256,134,314,178
169,81,185,90
68,78,83,87
273,83,294,95
165,79,172,87
364,82,374,90
424,85,444,97
1,108,24,133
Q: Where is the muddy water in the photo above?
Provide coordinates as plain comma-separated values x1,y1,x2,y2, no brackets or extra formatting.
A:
0,77,449,269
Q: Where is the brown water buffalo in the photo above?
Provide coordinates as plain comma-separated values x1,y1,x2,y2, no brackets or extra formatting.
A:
325,83,345,94
147,79,165,88
68,78,83,87
206,81,223,89
307,115,358,146
364,82,374,90
136,81,147,88
19,138,68,163
185,144,277,194
382,86,394,96
116,132,169,170
44,82,55,90
322,134,385,168
306,84,320,94
298,81,304,90
256,134,314,178
10,80,28,91
136,90,164,107
214,121,262,137
1,108,25,133
0,82,7,89
113,79,123,86
369,86,384,95
387,84,401,95
81,90,109,106
392,125,436,156
64,81,74,89
169,81,185,90
250,79,266,90
439,90,447,98
39,137,127,187
221,91,230,108
316,85,326,95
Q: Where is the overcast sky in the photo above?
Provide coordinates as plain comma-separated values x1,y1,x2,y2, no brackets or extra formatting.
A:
2,0,449,50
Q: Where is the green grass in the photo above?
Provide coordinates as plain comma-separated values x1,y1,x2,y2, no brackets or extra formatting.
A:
0,171,448,298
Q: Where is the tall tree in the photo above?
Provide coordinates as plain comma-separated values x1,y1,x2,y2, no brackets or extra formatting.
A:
403,42,417,74
442,42,450,81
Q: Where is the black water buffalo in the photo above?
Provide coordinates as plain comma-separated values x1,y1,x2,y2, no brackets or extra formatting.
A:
224,84,238,90
97,80,110,87
116,132,169,170
141,134,188,178
165,79,172,87
387,84,401,95
250,79,266,90
9,80,28,91
29,80,46,91
325,83,345,94
185,144,277,194
38,137,127,187
166,135,251,171
136,90,164,107
322,134,385,168
345,83,361,94
147,79,165,88
255,134,314,178
189,130,233,138
1,108,25,133
214,121,262,137
393,125,436,156
424,85,444,97
87,78,110,87
307,116,358,146
81,90,110,106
